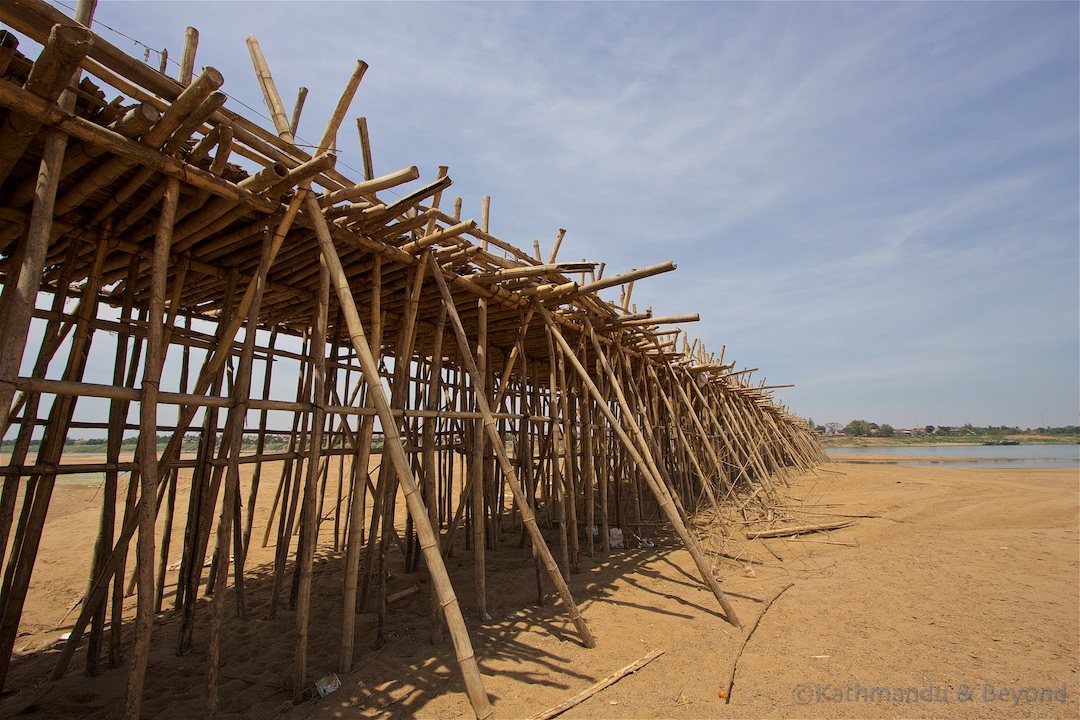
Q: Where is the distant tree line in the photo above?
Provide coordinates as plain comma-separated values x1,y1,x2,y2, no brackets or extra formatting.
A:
811,420,1080,438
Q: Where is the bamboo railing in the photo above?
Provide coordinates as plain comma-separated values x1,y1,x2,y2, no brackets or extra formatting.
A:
0,2,827,718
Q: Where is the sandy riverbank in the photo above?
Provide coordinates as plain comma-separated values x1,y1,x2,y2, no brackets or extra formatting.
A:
1,458,1076,719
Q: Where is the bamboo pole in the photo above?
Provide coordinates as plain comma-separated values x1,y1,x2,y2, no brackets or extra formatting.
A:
0,23,93,186
356,117,374,181
0,79,279,215
658,362,730,493
0,50,92,433
555,341,580,573
121,174,179,719
290,86,308,136
580,376,596,558
89,248,138,674
528,648,666,720
423,305,448,644
472,286,489,619
291,259,329,697
0,243,79,560
0,234,105,688
179,26,198,85
594,355,611,554
308,192,494,719
374,256,427,646
266,335,312,619
571,261,676,298
320,165,419,207
242,327,279,553
0,23,99,693
518,353,546,604
340,254,381,668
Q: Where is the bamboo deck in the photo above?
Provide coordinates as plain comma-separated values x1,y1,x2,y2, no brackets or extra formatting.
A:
0,2,827,718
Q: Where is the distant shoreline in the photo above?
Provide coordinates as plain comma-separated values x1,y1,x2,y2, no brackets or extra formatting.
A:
820,434,1079,448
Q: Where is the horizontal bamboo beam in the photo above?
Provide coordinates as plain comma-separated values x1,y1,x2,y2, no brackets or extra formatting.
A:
470,262,596,284
319,166,420,207
572,260,677,296
0,77,279,215
611,313,700,327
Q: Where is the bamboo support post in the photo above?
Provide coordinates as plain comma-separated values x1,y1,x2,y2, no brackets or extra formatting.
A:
121,174,179,719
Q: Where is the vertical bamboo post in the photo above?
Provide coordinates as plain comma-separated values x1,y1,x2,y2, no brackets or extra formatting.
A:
122,174,179,720
339,256,380,673
375,257,427,645
292,258,329,697
518,353,546,605
580,377,596,558
243,327,279,554
179,26,198,85
423,305,447,643
268,336,312,619
0,24,93,433
471,295,489,620
0,230,105,686
554,342,580,572
89,253,140,672
542,328,570,580
111,313,146,666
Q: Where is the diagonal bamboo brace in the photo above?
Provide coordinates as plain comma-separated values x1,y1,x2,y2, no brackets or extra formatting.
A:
306,194,495,720
427,254,597,649
533,301,741,628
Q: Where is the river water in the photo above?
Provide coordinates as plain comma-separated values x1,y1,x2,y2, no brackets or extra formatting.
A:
825,443,1080,469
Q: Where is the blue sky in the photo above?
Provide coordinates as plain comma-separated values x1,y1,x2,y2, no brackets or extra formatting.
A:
13,1,1080,429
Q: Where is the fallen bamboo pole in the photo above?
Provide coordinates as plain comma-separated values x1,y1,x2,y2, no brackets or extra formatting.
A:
528,648,666,720
745,520,856,539
722,583,793,704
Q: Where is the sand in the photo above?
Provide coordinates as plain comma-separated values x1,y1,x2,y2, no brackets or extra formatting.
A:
0,457,1077,719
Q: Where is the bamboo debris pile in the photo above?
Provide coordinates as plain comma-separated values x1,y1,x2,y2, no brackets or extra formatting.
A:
0,2,827,718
